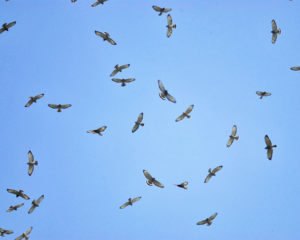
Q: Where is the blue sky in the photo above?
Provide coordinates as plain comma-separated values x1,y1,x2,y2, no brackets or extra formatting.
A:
1,0,300,239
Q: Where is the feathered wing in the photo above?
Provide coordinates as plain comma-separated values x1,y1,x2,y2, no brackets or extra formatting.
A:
204,174,212,183
152,5,162,12
37,195,44,204
95,30,105,38
7,21,16,29
25,227,32,235
256,91,263,96
48,104,58,109
264,92,271,96
28,151,34,163
265,135,272,147
119,64,130,70
272,33,277,44
175,113,185,122
153,179,164,188
197,219,208,225
163,8,172,13
212,165,223,174
99,126,107,132
143,170,153,181
131,196,142,203
34,93,44,100
112,78,122,83
0,28,5,34
167,14,173,26
124,78,135,83
290,66,300,71
137,113,143,123
185,105,194,114
132,113,143,133
208,212,218,221
166,93,176,103
158,80,166,92
25,99,34,107
120,201,130,209
167,27,173,38
107,37,117,45
271,19,278,32
7,189,18,195
20,192,30,200
15,203,24,209
28,165,34,176
227,137,234,147
267,148,273,160
15,234,24,240
60,104,72,109
132,123,139,133
28,205,36,214
231,125,237,136
110,69,119,77
91,1,100,7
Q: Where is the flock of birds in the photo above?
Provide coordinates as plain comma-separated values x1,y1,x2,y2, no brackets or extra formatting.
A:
1,0,299,239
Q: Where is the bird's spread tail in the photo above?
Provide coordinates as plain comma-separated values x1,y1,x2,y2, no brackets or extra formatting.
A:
140,123,144,126
57,109,62,112
234,136,239,140
260,96,263,99
35,161,38,166
173,24,177,29
187,115,191,118
278,29,281,34
273,145,277,148
121,82,126,87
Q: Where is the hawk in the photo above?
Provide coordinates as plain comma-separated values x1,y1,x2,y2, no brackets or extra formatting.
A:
143,170,164,188
158,80,176,103
152,6,172,16
48,104,72,112
112,78,135,87
265,135,277,160
7,189,30,200
110,64,130,77
0,21,16,34
197,213,218,226
227,125,239,147
15,227,33,240
27,151,38,176
0,228,13,237
6,203,24,212
28,195,44,214
204,166,223,183
166,14,176,38
24,93,44,107
256,91,271,99
290,66,300,71
120,197,141,209
132,113,144,133
91,0,108,7
175,105,194,122
174,181,188,189
87,126,107,136
271,19,281,44
95,31,116,45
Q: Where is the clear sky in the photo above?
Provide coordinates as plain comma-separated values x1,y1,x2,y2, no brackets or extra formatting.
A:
1,0,300,239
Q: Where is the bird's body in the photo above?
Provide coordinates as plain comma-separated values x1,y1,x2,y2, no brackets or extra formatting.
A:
0,21,16,34
7,189,30,200
166,14,176,38
120,197,141,209
110,64,130,77
264,135,277,160
87,126,107,136
132,113,144,133
271,19,281,44
143,170,164,188
204,166,223,183
227,125,239,147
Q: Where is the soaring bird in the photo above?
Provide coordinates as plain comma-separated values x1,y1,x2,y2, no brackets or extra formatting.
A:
204,166,223,183
6,203,24,212
112,78,135,87
91,0,107,7
71,0,77,2
87,126,107,136
24,94,44,107
48,104,72,112
27,151,38,176
271,19,281,44
132,113,144,133
290,66,300,71
143,170,164,188
166,14,176,38
158,80,176,103
256,91,271,99
0,21,16,34
176,105,194,122
0,228,13,237
227,125,239,147
15,227,33,240
28,195,44,214
152,6,172,16
95,31,116,45
197,213,218,226
174,181,188,189
7,189,30,200
265,135,277,160
110,64,130,77
120,197,141,209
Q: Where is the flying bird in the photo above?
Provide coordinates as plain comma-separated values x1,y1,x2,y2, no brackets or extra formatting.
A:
28,195,44,214
91,0,107,7
15,227,33,240
27,151,38,176
87,126,107,136
7,189,30,200
95,31,116,45
174,181,188,189
132,113,144,133
197,213,218,226
110,64,130,77
120,197,141,209
265,135,277,160
158,80,176,103
0,228,13,237
227,125,239,147
271,19,281,44
290,66,300,71
143,170,164,188
24,93,44,107
112,78,135,87
6,203,24,212
256,91,271,99
166,14,176,38
71,0,77,2
152,6,172,16
0,21,16,34
204,166,223,183
48,104,72,112
176,105,194,122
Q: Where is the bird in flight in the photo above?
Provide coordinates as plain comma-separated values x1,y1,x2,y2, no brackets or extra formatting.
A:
24,93,44,107
256,91,271,99
120,197,141,209
0,228,13,237
6,203,24,212
227,125,239,147
112,78,135,87
27,151,38,176
290,66,300,71
95,31,116,45
176,105,194,122
264,135,277,160
15,227,33,240
197,213,218,226
132,113,144,133
166,14,176,38
28,195,44,214
87,126,107,136
152,6,172,16
143,170,164,188
158,80,176,103
0,21,16,34
91,0,108,7
48,104,72,112
204,166,223,183
7,189,30,200
110,64,130,77
271,19,281,44
174,181,188,189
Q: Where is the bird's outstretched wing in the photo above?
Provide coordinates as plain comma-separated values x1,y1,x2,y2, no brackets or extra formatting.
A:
158,80,166,92
212,165,223,174
185,105,194,114
208,212,218,221
267,148,273,160
131,196,142,203
119,64,130,70
120,201,129,209
175,113,185,122
48,104,58,109
124,78,135,83
95,31,105,38
167,14,173,26
290,67,300,71
265,135,272,147
37,195,44,204
112,78,122,83
166,93,176,103
231,125,237,136
0,28,5,34
34,93,44,100
272,33,277,44
60,104,72,109
28,151,34,163
167,27,173,38
163,8,172,13
28,205,36,214
15,234,24,240
7,21,16,29
132,123,139,133
153,179,164,188
143,170,153,180
20,192,30,200
226,137,233,147
25,99,34,107
137,113,143,123
152,5,162,12
7,189,18,195
110,69,119,77
28,165,34,176
99,126,107,132
197,219,207,225
204,174,211,183
107,37,117,45
25,227,33,235
256,91,263,96
271,19,277,32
